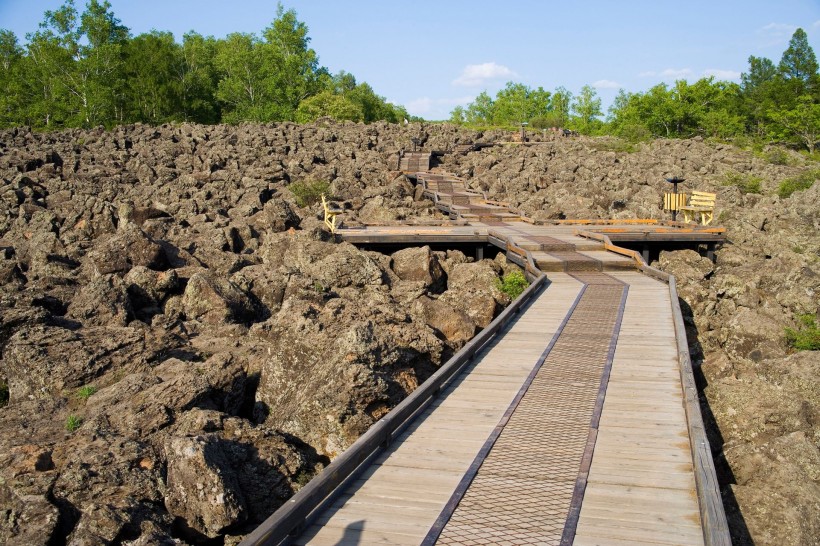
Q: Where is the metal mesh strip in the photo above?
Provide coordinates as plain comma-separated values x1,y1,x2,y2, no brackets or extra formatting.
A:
427,274,628,546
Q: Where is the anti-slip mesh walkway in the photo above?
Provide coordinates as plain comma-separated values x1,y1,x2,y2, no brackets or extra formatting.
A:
425,274,628,546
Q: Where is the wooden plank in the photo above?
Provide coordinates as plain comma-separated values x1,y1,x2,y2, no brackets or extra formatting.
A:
575,516,704,546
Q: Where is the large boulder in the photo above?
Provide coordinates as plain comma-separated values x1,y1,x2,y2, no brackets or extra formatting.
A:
391,245,445,288
66,274,133,326
164,435,247,538
252,297,442,457
181,272,258,325
412,296,476,343
84,224,168,276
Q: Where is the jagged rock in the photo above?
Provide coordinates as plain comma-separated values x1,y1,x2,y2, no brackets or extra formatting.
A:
2,325,149,403
254,197,301,232
0,123,817,545
124,265,179,319
230,264,288,316
413,295,476,343
391,245,445,288
173,410,310,527
253,296,442,457
84,224,168,276
164,434,247,537
67,274,133,326
181,272,258,324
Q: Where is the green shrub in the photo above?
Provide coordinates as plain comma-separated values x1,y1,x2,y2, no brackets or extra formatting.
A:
496,270,528,300
616,123,652,143
0,380,8,408
289,180,330,208
777,170,819,198
591,138,637,153
722,172,762,194
76,385,97,400
785,314,820,351
65,415,83,432
764,148,791,165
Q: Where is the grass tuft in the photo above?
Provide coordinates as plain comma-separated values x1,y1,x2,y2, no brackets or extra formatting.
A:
289,180,330,208
66,415,83,432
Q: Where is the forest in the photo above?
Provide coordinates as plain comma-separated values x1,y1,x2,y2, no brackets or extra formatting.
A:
0,0,410,129
0,1,818,154
450,29,820,154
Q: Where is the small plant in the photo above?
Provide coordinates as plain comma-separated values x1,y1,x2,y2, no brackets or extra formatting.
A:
764,148,791,166
65,415,83,432
722,172,762,194
294,469,314,487
75,385,97,400
496,270,528,300
289,180,330,208
0,380,8,408
785,314,820,351
777,169,819,199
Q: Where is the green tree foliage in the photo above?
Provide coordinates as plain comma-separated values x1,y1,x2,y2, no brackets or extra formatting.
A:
36,0,129,127
451,28,819,152
0,30,25,126
778,28,819,99
571,84,603,134
124,31,180,123
296,90,363,122
178,32,220,123
492,82,551,125
214,32,267,122
0,1,406,128
466,91,495,125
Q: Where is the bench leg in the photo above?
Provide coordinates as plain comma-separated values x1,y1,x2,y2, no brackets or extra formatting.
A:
701,210,713,226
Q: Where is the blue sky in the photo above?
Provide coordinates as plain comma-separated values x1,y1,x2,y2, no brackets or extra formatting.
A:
2,0,819,120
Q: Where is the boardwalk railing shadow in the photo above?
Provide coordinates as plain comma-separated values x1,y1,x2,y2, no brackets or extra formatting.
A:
678,298,755,546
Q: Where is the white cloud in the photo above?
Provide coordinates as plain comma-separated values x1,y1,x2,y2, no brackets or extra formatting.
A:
703,68,741,80
592,79,621,89
406,95,475,116
639,68,693,79
661,68,694,78
758,22,798,46
452,62,517,87
813,20,820,29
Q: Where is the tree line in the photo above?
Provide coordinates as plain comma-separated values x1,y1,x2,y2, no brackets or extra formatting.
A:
449,29,820,153
0,0,411,129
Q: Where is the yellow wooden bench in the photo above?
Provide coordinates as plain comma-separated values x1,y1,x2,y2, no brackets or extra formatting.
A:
680,191,716,225
321,194,344,233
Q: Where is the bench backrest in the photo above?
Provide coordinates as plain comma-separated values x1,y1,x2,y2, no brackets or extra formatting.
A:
689,191,716,208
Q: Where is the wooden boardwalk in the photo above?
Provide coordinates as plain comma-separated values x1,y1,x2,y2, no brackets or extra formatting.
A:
242,167,728,546
293,267,710,546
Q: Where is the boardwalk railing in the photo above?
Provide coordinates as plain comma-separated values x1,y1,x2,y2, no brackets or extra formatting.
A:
576,229,731,546
241,262,547,546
